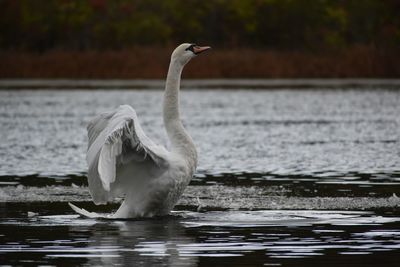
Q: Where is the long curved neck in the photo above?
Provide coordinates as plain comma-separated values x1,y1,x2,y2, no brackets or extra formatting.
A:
163,58,197,167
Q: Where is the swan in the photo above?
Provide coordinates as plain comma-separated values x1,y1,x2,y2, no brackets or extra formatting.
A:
69,43,211,219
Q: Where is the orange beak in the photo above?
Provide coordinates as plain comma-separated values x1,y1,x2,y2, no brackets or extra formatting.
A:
193,45,211,55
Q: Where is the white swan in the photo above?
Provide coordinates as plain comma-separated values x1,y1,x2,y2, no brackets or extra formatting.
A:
69,43,211,219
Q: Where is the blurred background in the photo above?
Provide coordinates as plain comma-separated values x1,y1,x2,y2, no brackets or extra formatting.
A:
0,0,399,78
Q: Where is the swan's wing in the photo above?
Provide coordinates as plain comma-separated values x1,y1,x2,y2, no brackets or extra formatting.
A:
86,105,169,204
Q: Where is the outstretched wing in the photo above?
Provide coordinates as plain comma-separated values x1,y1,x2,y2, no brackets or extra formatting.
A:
86,105,169,205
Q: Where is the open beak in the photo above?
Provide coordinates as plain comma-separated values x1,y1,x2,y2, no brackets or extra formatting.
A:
193,45,211,55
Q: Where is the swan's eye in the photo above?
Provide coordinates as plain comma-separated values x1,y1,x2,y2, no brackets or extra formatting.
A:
185,44,197,54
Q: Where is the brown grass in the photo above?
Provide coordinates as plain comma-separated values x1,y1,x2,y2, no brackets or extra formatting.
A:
0,45,399,79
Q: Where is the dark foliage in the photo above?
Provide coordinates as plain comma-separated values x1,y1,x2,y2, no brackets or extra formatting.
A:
0,0,399,51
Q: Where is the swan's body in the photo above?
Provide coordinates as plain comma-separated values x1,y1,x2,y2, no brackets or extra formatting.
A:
69,43,210,219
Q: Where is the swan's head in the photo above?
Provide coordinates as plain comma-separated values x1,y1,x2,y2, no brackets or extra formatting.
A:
171,43,211,66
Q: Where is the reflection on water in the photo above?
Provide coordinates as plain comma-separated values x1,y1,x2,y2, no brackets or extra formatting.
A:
0,85,399,266
1,208,400,266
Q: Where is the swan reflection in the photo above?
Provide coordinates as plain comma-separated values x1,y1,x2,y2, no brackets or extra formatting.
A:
73,216,197,266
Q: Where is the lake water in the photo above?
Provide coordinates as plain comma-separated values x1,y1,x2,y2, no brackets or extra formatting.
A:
0,80,400,266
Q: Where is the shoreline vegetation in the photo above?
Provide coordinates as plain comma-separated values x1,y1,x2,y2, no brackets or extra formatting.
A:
1,45,399,79
2,78,400,91
1,1,399,80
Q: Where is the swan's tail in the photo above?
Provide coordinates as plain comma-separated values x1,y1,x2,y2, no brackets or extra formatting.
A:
68,202,106,219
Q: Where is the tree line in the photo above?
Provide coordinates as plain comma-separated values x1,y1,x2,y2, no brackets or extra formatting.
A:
0,0,399,51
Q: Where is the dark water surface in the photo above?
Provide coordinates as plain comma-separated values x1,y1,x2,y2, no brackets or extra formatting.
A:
0,83,400,266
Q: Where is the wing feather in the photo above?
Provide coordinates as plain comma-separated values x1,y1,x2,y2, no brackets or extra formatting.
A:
86,105,169,204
